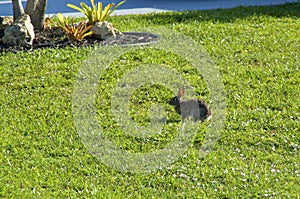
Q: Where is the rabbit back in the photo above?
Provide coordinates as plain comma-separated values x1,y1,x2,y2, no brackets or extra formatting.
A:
179,99,211,121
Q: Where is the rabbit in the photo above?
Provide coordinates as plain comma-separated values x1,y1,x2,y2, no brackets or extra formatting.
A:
169,88,211,122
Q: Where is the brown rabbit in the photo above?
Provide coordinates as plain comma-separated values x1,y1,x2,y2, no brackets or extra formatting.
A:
169,88,211,121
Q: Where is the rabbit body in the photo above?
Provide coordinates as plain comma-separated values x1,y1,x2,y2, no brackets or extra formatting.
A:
169,88,211,121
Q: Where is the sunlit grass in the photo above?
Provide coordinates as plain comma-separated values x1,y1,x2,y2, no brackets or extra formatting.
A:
0,2,299,198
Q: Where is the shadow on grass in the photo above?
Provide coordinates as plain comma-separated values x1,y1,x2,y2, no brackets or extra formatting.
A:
132,2,300,24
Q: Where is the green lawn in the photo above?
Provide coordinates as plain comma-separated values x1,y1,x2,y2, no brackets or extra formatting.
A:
1,2,300,198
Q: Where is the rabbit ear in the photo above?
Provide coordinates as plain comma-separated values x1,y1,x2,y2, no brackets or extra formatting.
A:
178,88,185,97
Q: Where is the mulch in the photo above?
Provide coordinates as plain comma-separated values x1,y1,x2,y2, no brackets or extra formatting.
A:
0,27,160,53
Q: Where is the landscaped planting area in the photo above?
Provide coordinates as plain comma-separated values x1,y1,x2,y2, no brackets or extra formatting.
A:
0,3,299,198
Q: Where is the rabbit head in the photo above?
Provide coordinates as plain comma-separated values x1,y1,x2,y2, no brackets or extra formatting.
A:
168,88,184,106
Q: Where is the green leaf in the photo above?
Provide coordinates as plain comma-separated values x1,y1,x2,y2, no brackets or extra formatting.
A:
82,31,94,39
91,0,96,10
81,3,94,22
80,2,92,14
56,13,67,25
97,2,103,22
101,3,113,21
67,3,85,13
107,0,126,17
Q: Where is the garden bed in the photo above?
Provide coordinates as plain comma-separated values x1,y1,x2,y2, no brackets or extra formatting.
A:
0,27,160,53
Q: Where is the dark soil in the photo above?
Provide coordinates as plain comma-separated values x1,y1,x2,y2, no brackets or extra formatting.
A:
0,27,160,53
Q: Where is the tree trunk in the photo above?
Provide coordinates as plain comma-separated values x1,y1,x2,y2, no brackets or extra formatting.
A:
12,0,25,21
25,0,48,31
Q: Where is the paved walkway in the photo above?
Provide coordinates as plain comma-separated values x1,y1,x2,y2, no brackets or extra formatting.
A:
0,0,298,17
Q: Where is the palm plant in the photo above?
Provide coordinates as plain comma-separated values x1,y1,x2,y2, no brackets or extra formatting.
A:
12,0,48,30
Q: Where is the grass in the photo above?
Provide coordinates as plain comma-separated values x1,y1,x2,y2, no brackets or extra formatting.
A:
1,2,300,198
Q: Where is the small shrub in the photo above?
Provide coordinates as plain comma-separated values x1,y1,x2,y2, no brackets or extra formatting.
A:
56,13,94,42
67,0,126,25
